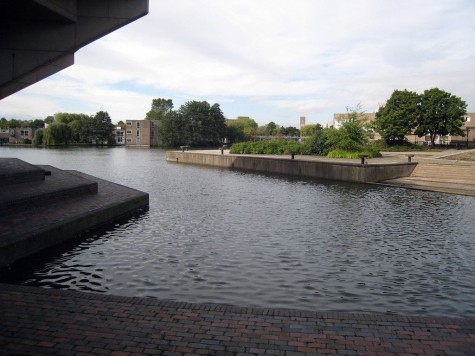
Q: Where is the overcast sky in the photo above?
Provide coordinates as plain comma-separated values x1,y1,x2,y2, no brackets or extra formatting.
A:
1,0,474,127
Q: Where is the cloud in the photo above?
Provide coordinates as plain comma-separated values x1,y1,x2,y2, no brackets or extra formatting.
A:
1,0,474,126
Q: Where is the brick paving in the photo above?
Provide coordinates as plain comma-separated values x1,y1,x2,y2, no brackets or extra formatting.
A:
1,284,474,355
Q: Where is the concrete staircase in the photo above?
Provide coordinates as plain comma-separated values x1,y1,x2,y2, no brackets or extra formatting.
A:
0,158,149,268
410,162,475,184
380,160,475,196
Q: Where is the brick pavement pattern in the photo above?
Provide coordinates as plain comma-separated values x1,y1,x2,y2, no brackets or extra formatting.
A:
1,284,474,355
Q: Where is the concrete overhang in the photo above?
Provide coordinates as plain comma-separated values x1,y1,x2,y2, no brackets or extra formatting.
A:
0,0,149,99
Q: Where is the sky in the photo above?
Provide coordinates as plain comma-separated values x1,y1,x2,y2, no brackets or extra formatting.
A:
1,0,474,127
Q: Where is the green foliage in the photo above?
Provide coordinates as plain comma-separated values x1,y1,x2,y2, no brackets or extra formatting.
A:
159,101,226,147
32,128,44,146
374,89,420,144
300,124,322,137
327,149,382,159
7,119,20,128
227,117,258,143
230,140,304,155
43,122,72,145
279,126,300,136
414,88,467,145
326,118,369,152
44,116,54,124
305,127,329,155
145,98,174,121
91,111,114,144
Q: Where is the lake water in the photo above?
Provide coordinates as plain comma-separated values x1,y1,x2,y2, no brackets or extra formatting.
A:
1,146,475,317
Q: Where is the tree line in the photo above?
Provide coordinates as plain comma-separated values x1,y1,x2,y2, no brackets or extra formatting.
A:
145,99,302,147
2,112,115,146
374,88,467,146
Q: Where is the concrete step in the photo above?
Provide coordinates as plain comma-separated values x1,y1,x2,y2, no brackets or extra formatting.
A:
0,158,47,186
410,163,475,182
0,165,98,214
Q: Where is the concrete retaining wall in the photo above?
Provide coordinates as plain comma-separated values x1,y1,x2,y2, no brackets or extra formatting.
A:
166,151,416,183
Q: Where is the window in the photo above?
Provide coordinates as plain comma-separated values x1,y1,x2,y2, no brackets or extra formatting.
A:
126,121,131,126
126,138,132,143
136,130,140,136
117,137,123,143
126,130,132,134
116,131,124,137
136,122,141,128
20,130,29,136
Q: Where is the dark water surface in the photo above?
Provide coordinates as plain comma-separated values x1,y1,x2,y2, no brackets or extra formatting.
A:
1,146,474,317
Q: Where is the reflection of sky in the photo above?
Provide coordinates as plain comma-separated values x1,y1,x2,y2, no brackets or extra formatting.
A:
1,0,474,127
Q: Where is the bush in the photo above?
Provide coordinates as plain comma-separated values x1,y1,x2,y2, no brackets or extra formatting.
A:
230,140,305,155
369,139,428,152
327,149,382,159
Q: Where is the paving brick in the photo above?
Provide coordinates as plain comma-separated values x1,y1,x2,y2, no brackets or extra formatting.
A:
0,284,474,355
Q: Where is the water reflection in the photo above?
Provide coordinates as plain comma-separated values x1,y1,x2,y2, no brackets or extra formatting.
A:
1,146,474,317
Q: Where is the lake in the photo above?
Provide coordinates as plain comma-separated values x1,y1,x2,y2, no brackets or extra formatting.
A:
1,146,474,317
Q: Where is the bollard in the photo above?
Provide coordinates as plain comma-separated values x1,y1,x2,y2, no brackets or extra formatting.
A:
291,153,295,159
407,154,414,163
359,155,368,165
220,147,224,155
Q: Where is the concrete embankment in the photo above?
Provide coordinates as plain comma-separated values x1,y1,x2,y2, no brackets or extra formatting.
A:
166,150,416,183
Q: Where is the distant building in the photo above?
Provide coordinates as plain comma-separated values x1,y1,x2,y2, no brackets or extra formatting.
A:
0,127,35,144
300,117,306,130
125,120,161,146
113,127,125,145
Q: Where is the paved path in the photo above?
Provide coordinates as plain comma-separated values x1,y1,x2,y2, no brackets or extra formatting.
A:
1,284,474,355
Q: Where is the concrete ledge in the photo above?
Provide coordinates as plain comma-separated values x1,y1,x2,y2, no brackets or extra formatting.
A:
166,151,417,183
0,169,148,268
0,158,47,186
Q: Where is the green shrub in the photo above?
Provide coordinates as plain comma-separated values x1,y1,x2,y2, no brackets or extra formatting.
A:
368,139,431,152
230,140,305,155
327,149,382,159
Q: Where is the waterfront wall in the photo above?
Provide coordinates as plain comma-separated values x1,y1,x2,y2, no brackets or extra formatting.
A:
166,151,416,183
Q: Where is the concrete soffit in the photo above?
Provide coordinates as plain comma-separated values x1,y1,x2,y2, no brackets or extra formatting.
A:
0,0,149,100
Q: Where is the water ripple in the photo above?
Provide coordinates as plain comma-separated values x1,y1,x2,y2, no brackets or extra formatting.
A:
1,147,475,317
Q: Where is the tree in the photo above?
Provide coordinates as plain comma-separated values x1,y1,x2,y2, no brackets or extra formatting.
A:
91,111,114,144
306,127,328,155
8,119,20,128
374,89,420,144
176,101,227,147
159,111,186,147
0,118,8,129
300,124,322,137
44,116,54,124
226,117,258,143
145,98,174,120
414,88,467,146
32,128,44,146
327,106,370,151
43,122,72,145
30,119,45,129
280,126,300,136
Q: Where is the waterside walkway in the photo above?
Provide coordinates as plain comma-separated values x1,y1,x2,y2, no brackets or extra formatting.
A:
176,149,475,197
1,284,474,355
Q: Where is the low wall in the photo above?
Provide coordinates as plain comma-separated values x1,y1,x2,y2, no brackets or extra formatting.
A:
166,151,416,183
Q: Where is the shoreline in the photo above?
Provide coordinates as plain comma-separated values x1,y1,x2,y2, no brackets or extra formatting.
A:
167,149,475,196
